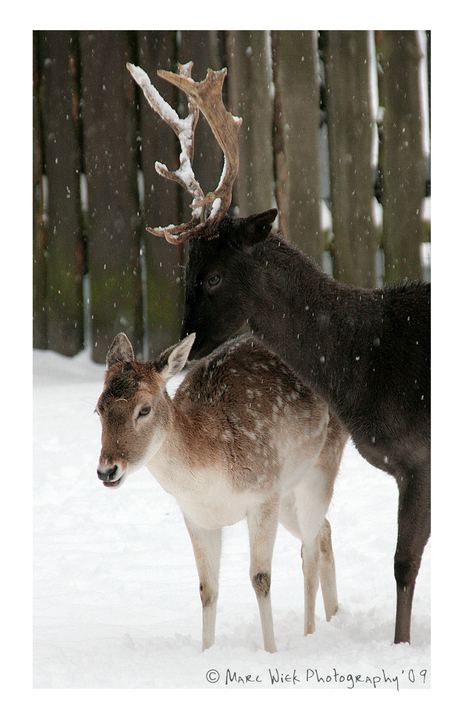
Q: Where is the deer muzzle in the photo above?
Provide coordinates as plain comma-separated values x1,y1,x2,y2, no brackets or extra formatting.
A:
97,460,125,488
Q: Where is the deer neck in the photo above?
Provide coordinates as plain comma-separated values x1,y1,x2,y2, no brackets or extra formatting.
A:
144,399,215,498
248,235,379,422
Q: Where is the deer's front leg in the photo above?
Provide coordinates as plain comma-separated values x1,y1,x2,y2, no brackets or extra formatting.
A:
183,515,222,651
247,496,280,653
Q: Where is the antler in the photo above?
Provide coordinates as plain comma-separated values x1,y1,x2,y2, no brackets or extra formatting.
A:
127,61,204,242
127,62,242,243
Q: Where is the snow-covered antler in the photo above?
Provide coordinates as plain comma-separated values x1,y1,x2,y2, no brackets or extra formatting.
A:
127,62,204,242
127,61,242,243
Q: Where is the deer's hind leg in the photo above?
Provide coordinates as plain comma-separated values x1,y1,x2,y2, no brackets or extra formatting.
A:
291,473,337,636
393,463,430,644
318,517,338,621
183,515,222,651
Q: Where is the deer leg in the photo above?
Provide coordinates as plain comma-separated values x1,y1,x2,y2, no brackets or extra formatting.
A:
301,537,320,635
293,474,334,636
318,517,339,621
183,515,222,651
393,466,431,644
278,493,319,632
246,498,280,653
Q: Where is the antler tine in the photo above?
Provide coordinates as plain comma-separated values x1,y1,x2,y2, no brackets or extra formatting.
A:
126,61,205,243
158,67,242,239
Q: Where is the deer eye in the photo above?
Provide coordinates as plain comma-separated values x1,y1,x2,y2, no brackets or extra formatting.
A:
138,405,151,418
207,274,221,288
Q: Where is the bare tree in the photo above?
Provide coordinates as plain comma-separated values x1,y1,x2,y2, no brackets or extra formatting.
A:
226,31,275,215
80,31,142,363
35,31,84,355
272,30,323,265
380,31,426,283
323,31,378,288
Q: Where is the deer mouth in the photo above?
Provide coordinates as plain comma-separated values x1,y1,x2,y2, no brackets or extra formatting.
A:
103,478,122,488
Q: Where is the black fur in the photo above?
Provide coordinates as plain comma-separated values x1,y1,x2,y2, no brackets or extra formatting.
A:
180,209,430,644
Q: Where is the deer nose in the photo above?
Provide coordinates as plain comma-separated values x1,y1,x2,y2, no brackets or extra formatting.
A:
97,463,119,482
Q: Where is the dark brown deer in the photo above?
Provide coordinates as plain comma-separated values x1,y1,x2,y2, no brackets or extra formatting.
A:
96,332,348,652
128,61,431,645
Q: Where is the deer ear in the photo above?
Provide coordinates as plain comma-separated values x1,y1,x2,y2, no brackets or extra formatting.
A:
238,209,278,249
158,333,196,382
106,333,135,368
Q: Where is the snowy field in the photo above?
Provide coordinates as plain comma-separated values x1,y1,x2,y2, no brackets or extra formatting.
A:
31,346,434,696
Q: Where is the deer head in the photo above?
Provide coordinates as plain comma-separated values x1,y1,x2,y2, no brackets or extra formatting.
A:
96,332,195,488
127,61,279,357
180,209,279,356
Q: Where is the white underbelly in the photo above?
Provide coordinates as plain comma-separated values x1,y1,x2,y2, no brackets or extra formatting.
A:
176,486,260,529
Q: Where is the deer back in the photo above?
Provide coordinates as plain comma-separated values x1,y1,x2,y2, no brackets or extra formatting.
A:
172,335,331,492
180,224,430,467
97,334,334,506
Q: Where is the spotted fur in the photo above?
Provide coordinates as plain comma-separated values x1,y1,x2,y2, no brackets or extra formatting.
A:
97,332,348,652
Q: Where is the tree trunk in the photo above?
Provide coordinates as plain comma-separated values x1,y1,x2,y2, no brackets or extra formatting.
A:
135,31,185,359
80,31,142,363
226,31,274,216
271,31,323,265
323,30,378,288
179,31,225,198
33,31,48,350
36,31,84,355
380,31,426,283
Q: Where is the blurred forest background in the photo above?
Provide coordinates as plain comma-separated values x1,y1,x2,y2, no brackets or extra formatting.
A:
33,30,431,363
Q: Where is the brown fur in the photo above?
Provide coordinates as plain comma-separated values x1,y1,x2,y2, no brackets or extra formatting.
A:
96,333,348,652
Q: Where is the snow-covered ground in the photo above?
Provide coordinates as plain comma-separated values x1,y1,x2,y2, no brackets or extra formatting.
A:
32,347,432,693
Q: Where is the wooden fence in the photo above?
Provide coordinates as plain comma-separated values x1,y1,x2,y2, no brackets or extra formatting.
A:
33,30,431,363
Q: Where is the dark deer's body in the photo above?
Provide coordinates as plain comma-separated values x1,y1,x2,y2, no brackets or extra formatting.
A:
184,216,430,476
97,333,348,652
127,61,430,644
181,213,431,645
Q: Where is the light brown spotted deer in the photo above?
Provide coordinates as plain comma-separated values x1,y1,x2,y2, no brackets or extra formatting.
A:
96,333,348,652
